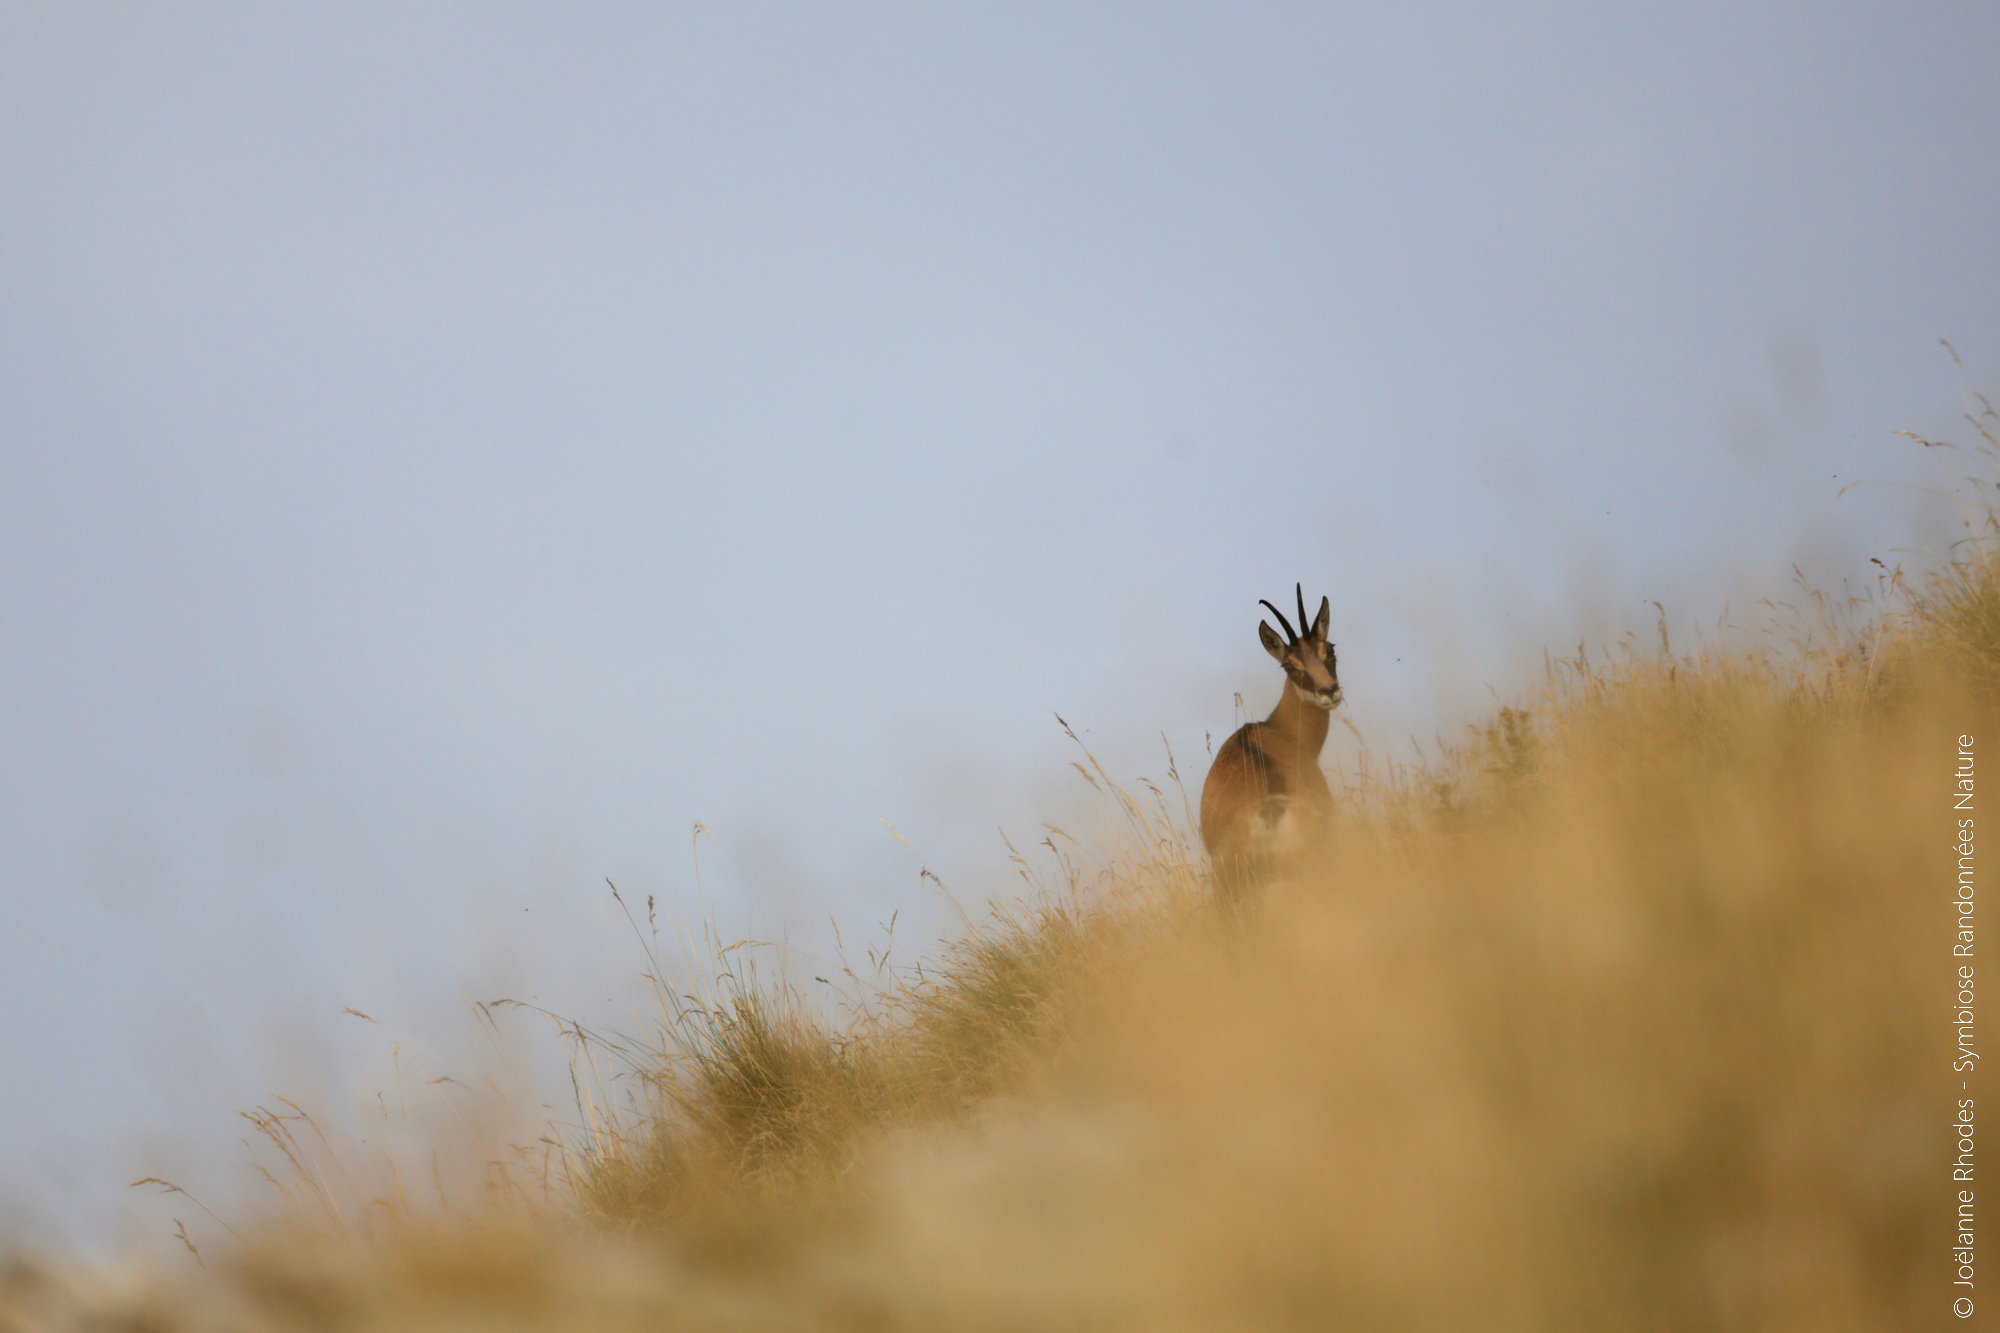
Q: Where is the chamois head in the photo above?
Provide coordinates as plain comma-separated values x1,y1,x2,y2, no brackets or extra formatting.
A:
1258,584,1341,711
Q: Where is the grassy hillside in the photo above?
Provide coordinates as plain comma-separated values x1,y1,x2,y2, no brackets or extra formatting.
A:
5,456,1994,1329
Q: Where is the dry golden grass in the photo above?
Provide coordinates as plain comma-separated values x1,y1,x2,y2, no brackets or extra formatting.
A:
6,448,1994,1330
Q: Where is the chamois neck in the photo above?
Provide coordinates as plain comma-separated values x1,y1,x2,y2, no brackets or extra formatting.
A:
1265,680,1331,755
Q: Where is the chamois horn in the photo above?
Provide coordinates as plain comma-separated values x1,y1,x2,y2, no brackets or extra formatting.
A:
1258,597,1298,644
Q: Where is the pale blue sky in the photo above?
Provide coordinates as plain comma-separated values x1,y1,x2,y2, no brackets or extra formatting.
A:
3,1,1996,1253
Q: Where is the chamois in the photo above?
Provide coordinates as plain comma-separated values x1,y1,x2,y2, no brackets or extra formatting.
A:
1199,584,1341,896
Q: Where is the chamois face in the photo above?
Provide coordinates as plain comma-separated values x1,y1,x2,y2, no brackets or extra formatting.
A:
1258,591,1342,711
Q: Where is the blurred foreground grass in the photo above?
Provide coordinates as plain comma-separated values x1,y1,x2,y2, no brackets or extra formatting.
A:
6,433,1997,1330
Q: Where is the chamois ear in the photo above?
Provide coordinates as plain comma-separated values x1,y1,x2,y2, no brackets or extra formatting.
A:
1258,620,1288,660
1310,595,1330,641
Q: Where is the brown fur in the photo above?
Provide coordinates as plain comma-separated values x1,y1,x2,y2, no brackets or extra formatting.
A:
1200,588,1340,896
